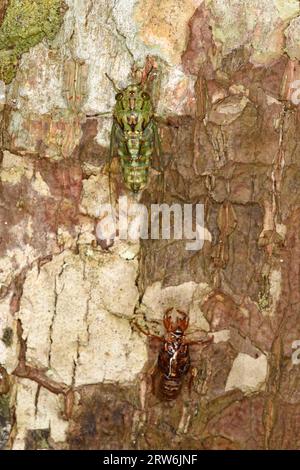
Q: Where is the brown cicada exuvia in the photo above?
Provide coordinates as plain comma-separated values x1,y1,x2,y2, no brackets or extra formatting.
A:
135,308,213,401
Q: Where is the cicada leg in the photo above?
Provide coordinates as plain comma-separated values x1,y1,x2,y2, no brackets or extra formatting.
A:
186,336,213,347
132,320,163,342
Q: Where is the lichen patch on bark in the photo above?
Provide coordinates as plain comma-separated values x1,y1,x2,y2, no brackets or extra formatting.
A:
0,0,66,83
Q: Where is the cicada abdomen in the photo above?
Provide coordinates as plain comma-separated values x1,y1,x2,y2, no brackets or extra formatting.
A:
107,68,162,193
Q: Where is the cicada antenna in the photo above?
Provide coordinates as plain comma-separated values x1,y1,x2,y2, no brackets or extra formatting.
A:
105,73,121,92
132,56,158,89
142,58,158,87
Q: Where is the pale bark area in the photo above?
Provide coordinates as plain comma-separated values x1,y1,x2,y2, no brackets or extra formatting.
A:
1,0,300,450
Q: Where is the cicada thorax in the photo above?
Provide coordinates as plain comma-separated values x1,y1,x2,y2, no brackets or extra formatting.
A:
113,84,157,193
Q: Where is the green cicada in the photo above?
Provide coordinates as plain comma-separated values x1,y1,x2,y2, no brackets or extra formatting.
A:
107,68,162,193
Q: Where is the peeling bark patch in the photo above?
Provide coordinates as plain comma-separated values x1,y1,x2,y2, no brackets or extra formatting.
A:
135,0,203,64
18,251,146,387
225,353,268,394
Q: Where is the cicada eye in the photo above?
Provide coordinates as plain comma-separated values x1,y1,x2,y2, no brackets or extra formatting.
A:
141,92,150,100
115,93,123,101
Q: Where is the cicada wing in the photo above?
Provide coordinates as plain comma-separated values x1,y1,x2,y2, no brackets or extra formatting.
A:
151,119,163,172
108,119,117,166
108,119,118,206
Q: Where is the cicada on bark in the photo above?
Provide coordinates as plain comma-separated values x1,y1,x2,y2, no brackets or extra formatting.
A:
106,62,162,193
135,308,213,401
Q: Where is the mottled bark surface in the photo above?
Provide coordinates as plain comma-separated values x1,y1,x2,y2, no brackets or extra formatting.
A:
1,0,300,450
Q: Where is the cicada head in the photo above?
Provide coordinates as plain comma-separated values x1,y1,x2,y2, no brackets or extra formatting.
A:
163,308,189,334
113,84,153,134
